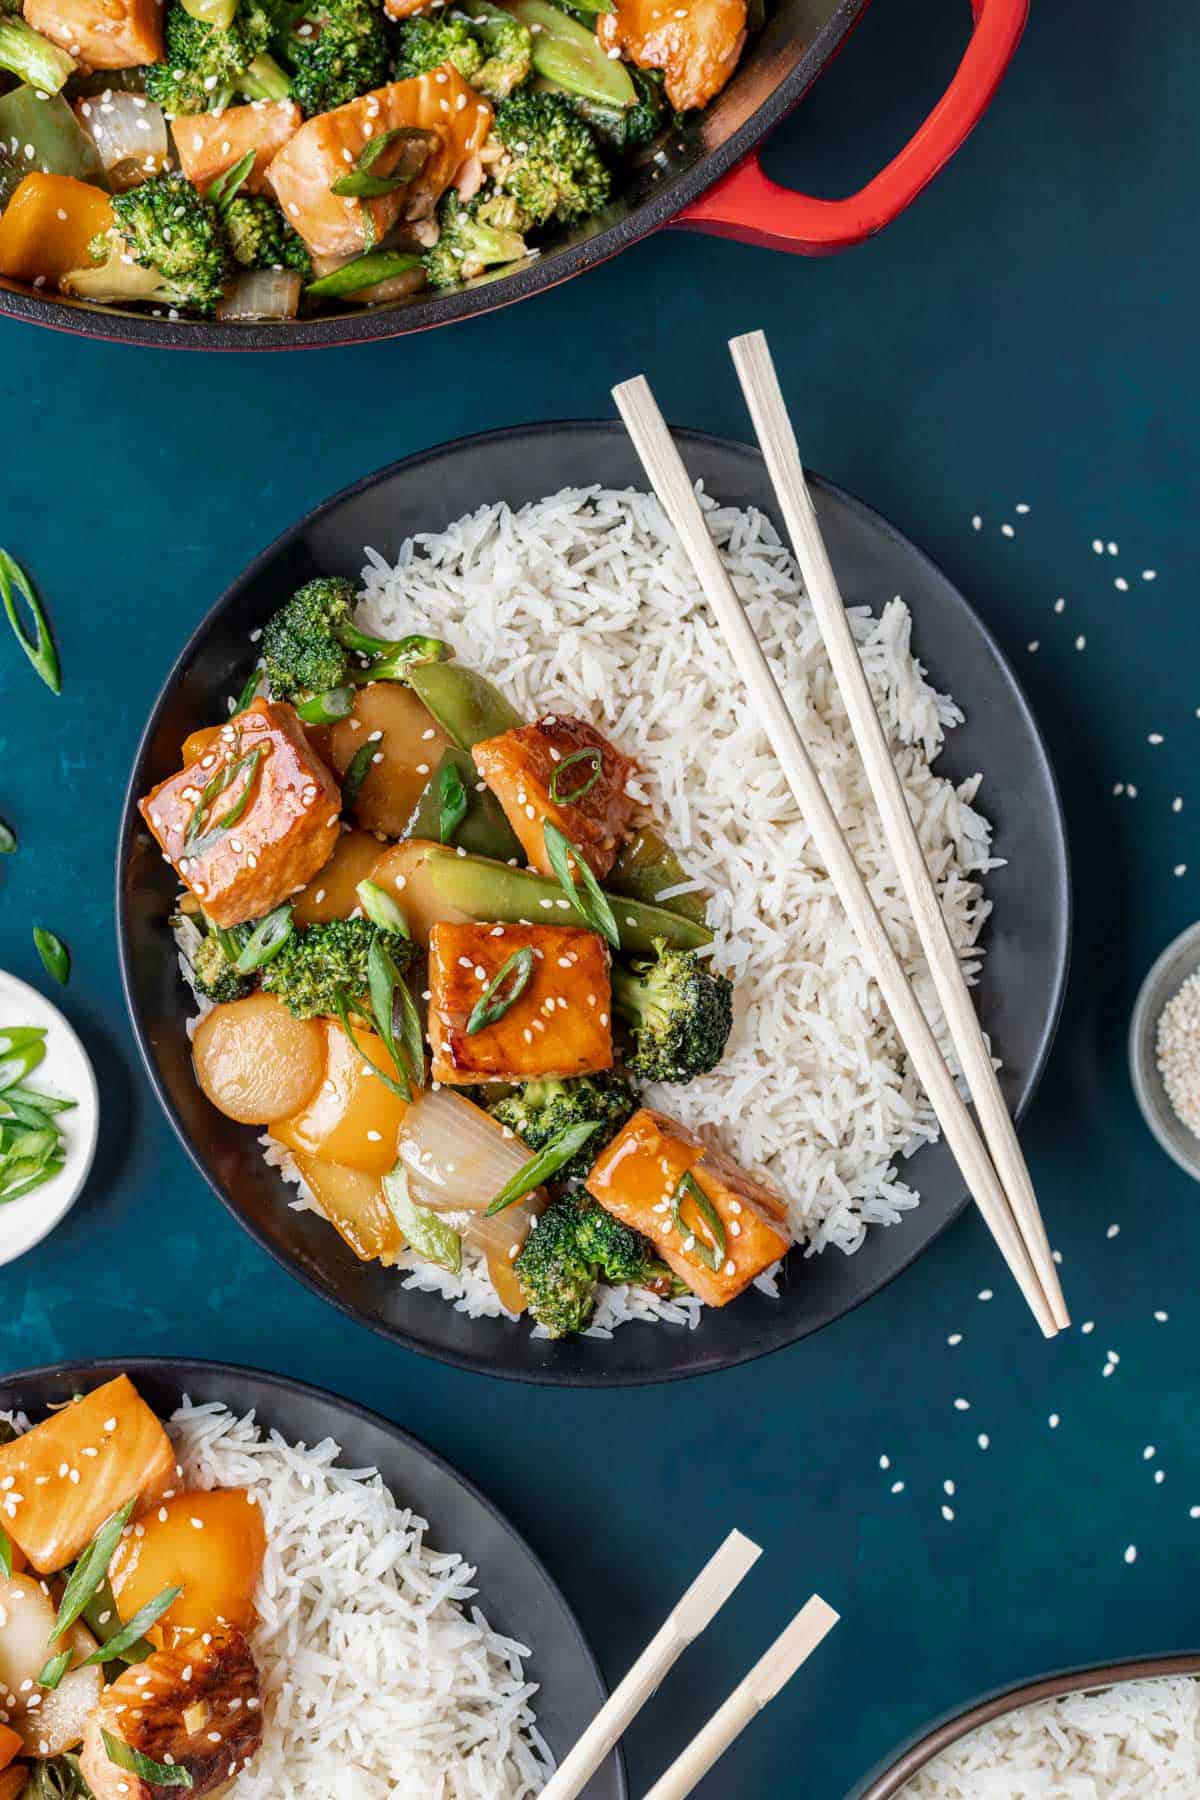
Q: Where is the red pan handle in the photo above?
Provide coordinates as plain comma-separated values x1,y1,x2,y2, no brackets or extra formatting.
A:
672,0,1027,255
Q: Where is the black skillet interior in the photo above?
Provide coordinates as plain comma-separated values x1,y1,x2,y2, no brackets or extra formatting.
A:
1,1357,623,1798
0,0,868,348
117,423,1070,1384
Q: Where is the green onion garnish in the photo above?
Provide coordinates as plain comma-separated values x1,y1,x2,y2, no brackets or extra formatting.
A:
83,1584,181,1665
230,666,261,717
184,744,264,857
102,1731,194,1789
0,548,60,695
548,747,603,805
330,125,431,199
206,146,255,213
366,933,421,1095
543,822,620,948
50,1499,136,1643
333,990,412,1103
0,818,16,854
356,879,410,936
296,686,354,725
0,1522,12,1578
670,1169,726,1271
33,926,70,987
0,1028,46,1092
382,1165,462,1272
38,1649,73,1690
467,946,534,1035
438,758,468,843
342,736,376,807
485,1121,600,1215
304,249,424,301
233,903,293,975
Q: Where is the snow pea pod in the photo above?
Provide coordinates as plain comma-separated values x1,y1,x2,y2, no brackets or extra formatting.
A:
406,747,523,861
406,661,522,751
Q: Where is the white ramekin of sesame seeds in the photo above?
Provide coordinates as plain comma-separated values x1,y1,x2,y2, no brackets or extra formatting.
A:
1129,919,1200,1183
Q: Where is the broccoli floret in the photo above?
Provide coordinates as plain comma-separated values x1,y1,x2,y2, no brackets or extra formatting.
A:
611,938,733,1084
67,171,228,315
260,576,450,703
394,6,531,101
145,0,290,114
263,917,415,1018
490,1072,637,1183
275,0,389,117
569,67,666,154
514,1193,670,1338
192,928,253,1004
224,194,312,274
491,90,609,227
0,4,75,94
423,189,527,289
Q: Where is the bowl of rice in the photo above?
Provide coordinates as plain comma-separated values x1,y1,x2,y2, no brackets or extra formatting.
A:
849,1654,1200,1797
117,423,1071,1384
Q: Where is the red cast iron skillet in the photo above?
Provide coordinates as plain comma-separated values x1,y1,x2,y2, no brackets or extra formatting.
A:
847,1653,1200,1796
0,0,1027,348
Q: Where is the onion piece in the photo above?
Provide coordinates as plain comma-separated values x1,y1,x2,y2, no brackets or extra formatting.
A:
75,90,167,188
216,268,302,322
397,1087,544,1277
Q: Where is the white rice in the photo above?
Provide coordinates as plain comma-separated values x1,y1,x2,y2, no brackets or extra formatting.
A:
903,1675,1200,1796
181,484,999,1330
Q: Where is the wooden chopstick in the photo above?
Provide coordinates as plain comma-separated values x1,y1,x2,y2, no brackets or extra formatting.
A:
728,329,1069,1331
612,374,1058,1339
539,1530,762,1800
641,1596,840,1800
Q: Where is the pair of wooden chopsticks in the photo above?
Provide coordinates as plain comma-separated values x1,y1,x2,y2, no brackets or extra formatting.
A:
541,1531,838,1800
612,333,1069,1339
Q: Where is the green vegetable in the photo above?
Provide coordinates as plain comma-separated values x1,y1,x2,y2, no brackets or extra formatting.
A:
564,67,667,152
514,1190,671,1337
367,931,423,1093
305,249,424,300
612,937,733,1084
223,193,313,276
187,921,252,1004
543,821,619,947
0,1522,11,1577
185,746,264,859
491,88,611,225
503,1,634,107
0,548,60,695
230,667,262,716
607,825,708,926
0,1026,47,1091
0,88,102,205
28,1753,94,1798
33,926,70,986
406,657,522,749
0,1035,71,1203
260,577,450,704
467,945,534,1034
263,916,415,1020
485,1119,599,1214
233,902,294,974
489,1071,636,1182
0,10,75,93
82,1585,181,1664
0,817,15,853
295,686,353,724
424,188,529,289
342,737,375,808
71,171,228,316
330,127,432,199
182,0,238,31
425,848,713,952
437,757,468,843
102,1730,194,1788
51,1501,135,1643
548,746,602,805
38,1649,73,1690
206,147,256,213
355,879,409,936
276,0,390,117
144,0,288,115
406,748,522,860
671,1168,725,1270
395,3,532,99
382,1165,462,1272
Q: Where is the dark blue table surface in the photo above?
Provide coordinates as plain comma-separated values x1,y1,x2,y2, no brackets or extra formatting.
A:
1,0,1197,1792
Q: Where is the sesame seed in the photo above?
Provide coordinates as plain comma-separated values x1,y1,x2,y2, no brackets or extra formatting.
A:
941,1505,955,1522
1124,1545,1137,1564
977,1434,989,1450
891,1480,905,1493
1048,1413,1060,1429
953,1398,970,1411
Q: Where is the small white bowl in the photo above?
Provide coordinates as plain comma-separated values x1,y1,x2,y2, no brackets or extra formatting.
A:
0,971,99,1264
1129,919,1200,1183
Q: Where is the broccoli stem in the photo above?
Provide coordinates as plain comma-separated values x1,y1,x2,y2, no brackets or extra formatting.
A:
0,17,75,92
239,50,291,100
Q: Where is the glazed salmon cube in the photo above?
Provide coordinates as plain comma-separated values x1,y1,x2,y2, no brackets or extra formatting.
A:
139,698,341,928
0,1375,175,1574
268,70,492,260
586,1109,791,1306
597,0,746,112
25,0,163,69
173,100,302,198
428,922,612,1084
473,715,638,880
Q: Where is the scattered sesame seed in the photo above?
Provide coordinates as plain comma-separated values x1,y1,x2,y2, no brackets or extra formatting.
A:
1075,634,1087,650
890,1480,905,1494
1155,1311,1169,1322
977,1434,990,1450
941,1505,955,1522
947,1333,962,1346
1048,1414,1060,1429
879,1455,890,1470
1001,523,1015,538
1106,1224,1120,1238
1054,597,1065,613
1124,1544,1137,1564
977,1289,993,1301
971,515,982,531
943,1479,955,1496
954,1398,970,1411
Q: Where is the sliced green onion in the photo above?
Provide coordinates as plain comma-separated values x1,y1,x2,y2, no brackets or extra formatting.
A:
50,1499,135,1643
356,878,409,936
233,903,293,974
305,249,423,301
33,926,70,986
296,685,354,725
484,1120,600,1215
206,146,255,212
670,1169,726,1271
548,746,602,805
0,817,16,853
184,745,264,855
0,548,60,695
83,1585,181,1665
230,667,261,716
333,990,412,1103
466,947,534,1035
543,821,619,948
0,1521,11,1578
38,1649,73,1690
330,126,431,198
382,1164,462,1271
81,1577,152,1664
9,1085,75,1114
438,757,468,843
102,1731,194,1789
393,966,426,1092
341,737,376,807
0,1156,64,1203
0,1036,46,1091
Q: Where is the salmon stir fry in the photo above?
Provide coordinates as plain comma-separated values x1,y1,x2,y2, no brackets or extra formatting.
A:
151,570,796,1340
0,0,759,318
0,1379,268,1796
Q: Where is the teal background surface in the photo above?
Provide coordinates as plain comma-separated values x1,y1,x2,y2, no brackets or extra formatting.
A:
1,0,1198,1791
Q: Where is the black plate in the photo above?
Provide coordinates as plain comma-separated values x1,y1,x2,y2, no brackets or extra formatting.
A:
117,423,1071,1384
0,1357,622,1799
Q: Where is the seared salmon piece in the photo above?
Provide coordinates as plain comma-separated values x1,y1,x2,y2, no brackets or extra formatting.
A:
267,69,492,259
0,1375,175,1574
138,698,341,929
473,715,637,881
428,921,612,1084
79,1626,264,1800
586,1108,791,1306
173,100,302,197
597,0,746,110
24,0,162,68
